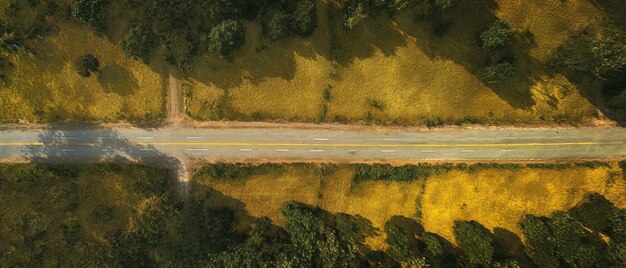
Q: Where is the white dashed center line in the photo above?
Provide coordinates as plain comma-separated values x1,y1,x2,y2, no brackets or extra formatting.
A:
185,148,209,151
186,136,204,139
381,150,397,153
421,150,435,153
137,136,155,139
239,149,253,152
309,149,325,152
313,138,329,141
275,149,289,152
501,149,515,152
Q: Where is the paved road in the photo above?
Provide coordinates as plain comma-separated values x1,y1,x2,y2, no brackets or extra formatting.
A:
0,127,624,161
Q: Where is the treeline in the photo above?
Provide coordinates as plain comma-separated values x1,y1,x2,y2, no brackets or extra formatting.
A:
69,0,318,70
1,164,626,267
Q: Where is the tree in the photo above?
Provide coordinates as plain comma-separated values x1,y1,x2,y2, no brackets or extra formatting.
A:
207,20,245,57
549,28,626,79
292,0,317,36
453,220,494,266
74,54,100,77
262,5,291,40
480,20,514,51
69,0,109,30
345,3,367,29
121,23,158,62
479,61,515,84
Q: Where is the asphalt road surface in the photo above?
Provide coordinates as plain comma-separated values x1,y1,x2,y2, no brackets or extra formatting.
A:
0,127,624,161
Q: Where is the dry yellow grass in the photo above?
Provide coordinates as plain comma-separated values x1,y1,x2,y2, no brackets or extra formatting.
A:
0,20,166,122
194,163,625,250
421,164,626,242
186,1,332,121
183,0,605,125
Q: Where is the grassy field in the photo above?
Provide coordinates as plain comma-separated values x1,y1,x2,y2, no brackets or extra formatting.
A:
0,0,614,125
0,1,166,123
194,162,626,249
185,0,607,125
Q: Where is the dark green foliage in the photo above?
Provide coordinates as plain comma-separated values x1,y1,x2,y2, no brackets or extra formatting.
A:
74,54,100,77
197,162,255,180
609,208,626,243
69,0,109,30
453,220,494,266
262,5,291,40
608,88,626,108
351,163,453,182
479,61,515,84
608,242,626,266
121,23,158,62
421,232,444,258
548,212,599,267
431,0,456,10
344,2,367,29
162,31,194,72
91,204,113,223
292,0,317,36
207,20,245,57
280,201,365,267
568,193,615,232
549,28,626,79
519,214,561,267
480,20,515,51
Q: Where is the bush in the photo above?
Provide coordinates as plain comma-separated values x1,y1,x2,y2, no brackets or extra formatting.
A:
292,0,317,36
480,21,514,51
351,163,452,182
549,28,626,79
69,0,109,30
453,221,494,266
121,23,158,62
207,20,245,57
479,61,515,85
344,3,367,29
74,54,100,77
262,5,291,40
198,163,254,180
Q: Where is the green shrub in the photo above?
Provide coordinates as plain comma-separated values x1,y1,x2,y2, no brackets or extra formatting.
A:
480,21,514,51
351,163,452,182
69,0,109,30
292,0,317,36
479,61,515,85
207,20,245,57
121,23,158,62
198,163,255,180
262,5,291,40
74,54,100,77
549,28,626,79
453,220,494,266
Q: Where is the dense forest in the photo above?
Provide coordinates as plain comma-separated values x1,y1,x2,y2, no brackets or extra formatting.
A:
1,163,625,267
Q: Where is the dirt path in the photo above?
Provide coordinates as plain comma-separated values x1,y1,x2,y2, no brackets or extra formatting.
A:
168,75,183,124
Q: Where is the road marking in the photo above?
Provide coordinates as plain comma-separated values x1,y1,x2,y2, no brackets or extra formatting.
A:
381,150,397,153
185,148,209,151
347,149,359,152
64,137,79,140
239,149,253,152
421,150,435,153
137,136,155,139
383,138,399,141
186,136,204,139
140,148,155,151
61,149,76,152
313,138,329,141
0,141,622,148
461,150,476,153
501,149,515,152
275,149,289,152
102,149,115,152
309,149,325,152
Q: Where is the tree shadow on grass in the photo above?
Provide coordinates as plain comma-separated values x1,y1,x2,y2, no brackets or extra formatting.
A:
97,64,139,96
394,0,539,109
